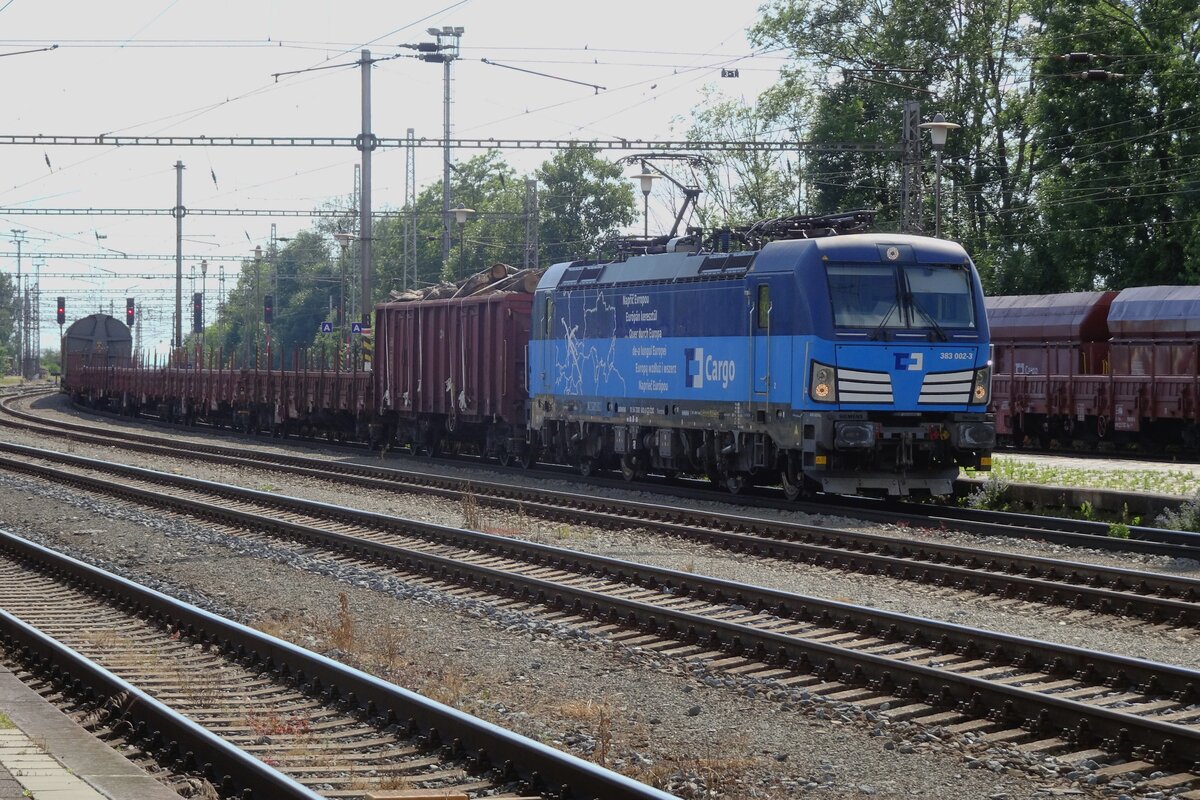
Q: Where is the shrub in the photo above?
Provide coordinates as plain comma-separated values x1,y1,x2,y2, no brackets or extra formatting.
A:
967,473,1010,510
1107,522,1131,539
1156,492,1200,532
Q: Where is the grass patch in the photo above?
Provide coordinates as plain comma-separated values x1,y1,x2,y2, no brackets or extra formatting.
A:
555,699,616,765
0,711,14,729
632,744,757,798
460,483,483,530
966,455,1200,497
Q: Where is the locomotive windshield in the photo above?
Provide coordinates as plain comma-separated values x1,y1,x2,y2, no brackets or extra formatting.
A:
827,263,976,332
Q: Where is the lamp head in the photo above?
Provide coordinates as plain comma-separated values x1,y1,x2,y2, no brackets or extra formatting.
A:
632,171,658,196
919,112,960,150
453,206,475,225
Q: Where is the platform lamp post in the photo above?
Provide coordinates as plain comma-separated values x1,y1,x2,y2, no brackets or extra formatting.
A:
198,258,207,364
919,112,960,238
253,245,263,367
632,165,659,240
452,206,474,278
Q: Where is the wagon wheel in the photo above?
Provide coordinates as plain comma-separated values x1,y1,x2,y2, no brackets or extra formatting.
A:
578,456,600,477
518,447,538,470
1096,415,1109,439
725,472,748,495
496,446,513,468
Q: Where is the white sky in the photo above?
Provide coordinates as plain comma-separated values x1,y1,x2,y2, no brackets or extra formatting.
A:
0,0,783,353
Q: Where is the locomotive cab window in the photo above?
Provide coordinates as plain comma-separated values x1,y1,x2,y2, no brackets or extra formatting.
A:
544,295,554,337
828,265,900,328
757,285,771,329
905,265,975,329
827,263,975,332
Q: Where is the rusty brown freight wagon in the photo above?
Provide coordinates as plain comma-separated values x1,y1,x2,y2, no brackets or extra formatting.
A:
987,291,1115,443
373,292,534,464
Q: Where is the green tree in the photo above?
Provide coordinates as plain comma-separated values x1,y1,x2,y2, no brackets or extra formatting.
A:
0,274,15,372
1025,0,1200,289
535,145,637,263
685,90,803,226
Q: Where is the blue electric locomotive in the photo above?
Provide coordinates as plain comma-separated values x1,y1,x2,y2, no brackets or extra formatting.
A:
528,214,994,497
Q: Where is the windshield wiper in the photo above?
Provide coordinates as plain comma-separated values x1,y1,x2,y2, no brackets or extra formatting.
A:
902,272,948,341
907,293,949,341
871,302,899,341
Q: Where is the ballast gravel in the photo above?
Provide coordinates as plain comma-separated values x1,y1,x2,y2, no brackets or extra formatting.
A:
15,394,1197,669
0,393,1195,799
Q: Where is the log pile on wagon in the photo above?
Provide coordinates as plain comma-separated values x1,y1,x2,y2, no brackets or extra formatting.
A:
387,263,544,303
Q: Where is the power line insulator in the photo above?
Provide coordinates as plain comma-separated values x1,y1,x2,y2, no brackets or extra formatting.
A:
1053,52,1097,65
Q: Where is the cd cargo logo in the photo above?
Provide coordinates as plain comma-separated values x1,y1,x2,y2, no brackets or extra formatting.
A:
894,352,924,371
685,347,704,388
684,348,737,389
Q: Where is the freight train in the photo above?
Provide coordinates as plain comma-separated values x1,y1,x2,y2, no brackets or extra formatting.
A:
988,286,1200,451
64,211,996,499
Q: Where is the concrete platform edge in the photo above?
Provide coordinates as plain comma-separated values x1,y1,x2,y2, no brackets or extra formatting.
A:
0,664,179,800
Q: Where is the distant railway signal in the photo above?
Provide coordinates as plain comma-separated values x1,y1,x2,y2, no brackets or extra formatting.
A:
125,297,134,327
192,293,203,333
263,295,273,325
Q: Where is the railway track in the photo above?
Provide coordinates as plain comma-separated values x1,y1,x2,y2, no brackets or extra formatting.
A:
1,440,1199,789
3,399,1200,630
0,531,672,800
15,389,1200,558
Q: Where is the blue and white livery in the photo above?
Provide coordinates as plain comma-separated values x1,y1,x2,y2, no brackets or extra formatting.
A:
529,222,994,497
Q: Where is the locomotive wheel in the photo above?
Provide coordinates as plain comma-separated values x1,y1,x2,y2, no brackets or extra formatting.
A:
780,469,803,501
620,454,641,482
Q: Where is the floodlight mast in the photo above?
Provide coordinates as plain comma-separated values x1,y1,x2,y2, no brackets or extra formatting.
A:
416,27,465,268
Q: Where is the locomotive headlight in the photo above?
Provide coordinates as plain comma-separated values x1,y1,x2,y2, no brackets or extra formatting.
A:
971,364,992,404
810,362,837,403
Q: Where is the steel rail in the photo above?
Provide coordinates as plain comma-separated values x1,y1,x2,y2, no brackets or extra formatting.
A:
0,608,325,800
1,411,1197,626
31,390,1200,557
821,493,1200,551
0,447,1198,770
0,531,676,800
